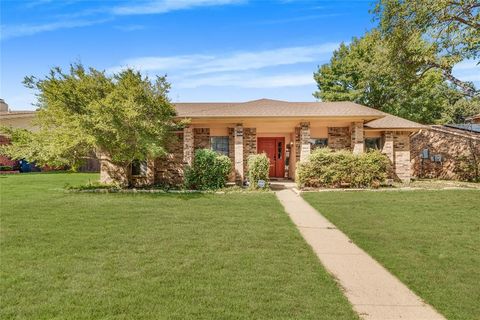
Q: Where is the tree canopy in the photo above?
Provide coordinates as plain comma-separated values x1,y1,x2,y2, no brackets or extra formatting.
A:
314,0,479,124
375,0,479,97
1,64,178,170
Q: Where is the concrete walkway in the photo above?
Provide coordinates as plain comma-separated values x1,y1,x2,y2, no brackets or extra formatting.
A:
275,189,445,320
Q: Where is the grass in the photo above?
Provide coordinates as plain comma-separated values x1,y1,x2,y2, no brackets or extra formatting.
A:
1,173,358,320
303,190,480,320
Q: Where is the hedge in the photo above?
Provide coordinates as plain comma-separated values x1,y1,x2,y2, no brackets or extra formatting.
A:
296,148,390,188
247,153,270,189
184,149,232,190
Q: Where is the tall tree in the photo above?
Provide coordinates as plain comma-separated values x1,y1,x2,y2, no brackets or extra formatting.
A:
314,30,455,123
375,0,479,97
1,64,178,171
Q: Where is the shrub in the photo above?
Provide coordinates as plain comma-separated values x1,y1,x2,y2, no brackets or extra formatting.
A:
184,149,232,190
247,153,270,189
296,148,390,188
455,154,480,182
0,165,13,171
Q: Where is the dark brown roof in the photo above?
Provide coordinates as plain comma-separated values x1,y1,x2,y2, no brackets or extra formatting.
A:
174,99,385,118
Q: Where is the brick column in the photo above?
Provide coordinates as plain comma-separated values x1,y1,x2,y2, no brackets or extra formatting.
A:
382,131,411,182
382,131,394,163
183,126,194,166
393,132,411,182
98,152,129,187
351,122,364,154
299,122,311,161
234,124,244,184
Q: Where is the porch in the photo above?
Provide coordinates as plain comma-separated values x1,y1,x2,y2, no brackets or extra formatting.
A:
175,119,410,184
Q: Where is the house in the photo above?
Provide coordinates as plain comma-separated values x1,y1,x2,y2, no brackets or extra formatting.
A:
467,113,480,124
0,99,38,168
411,123,480,180
0,99,100,172
100,99,424,187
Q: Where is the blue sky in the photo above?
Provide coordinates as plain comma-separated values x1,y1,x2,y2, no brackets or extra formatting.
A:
1,0,478,111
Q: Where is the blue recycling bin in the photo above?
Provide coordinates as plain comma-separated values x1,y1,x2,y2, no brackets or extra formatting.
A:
19,159,32,173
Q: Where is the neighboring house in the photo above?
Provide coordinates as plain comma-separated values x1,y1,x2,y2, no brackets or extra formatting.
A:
467,113,480,124
0,99,38,168
0,99,100,172
0,99,38,132
100,99,424,187
411,124,480,180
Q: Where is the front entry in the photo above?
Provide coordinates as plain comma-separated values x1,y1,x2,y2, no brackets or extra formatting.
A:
257,137,285,178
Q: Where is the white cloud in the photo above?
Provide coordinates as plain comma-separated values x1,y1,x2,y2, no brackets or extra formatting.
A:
0,18,110,40
107,54,213,74
112,0,244,15
107,43,336,89
109,43,338,74
194,43,337,74
175,73,314,88
1,0,241,40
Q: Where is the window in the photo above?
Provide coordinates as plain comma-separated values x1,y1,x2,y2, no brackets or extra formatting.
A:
211,136,229,156
131,160,148,176
309,138,328,150
365,137,382,151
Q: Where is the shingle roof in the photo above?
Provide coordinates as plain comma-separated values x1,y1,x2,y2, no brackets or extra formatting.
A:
0,111,37,119
445,123,480,133
0,99,425,130
364,113,425,129
174,99,386,118
467,113,480,120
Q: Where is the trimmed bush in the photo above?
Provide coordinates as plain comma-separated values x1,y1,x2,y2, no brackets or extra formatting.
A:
0,165,13,171
247,153,270,189
184,149,232,190
296,148,390,188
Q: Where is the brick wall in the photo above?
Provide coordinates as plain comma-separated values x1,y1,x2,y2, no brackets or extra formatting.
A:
328,127,351,150
154,132,185,186
393,132,411,181
299,122,311,161
295,127,301,162
243,128,257,171
228,128,236,182
194,128,210,150
411,126,480,179
350,122,364,154
99,153,130,187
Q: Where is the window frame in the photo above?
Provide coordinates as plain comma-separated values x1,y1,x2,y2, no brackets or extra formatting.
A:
210,136,229,156
131,159,148,177
364,137,382,151
309,138,329,150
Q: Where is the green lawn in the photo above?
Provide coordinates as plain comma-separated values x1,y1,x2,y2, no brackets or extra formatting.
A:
303,190,480,320
0,173,358,320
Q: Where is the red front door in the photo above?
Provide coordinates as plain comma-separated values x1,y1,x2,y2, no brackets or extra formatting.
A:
257,137,285,178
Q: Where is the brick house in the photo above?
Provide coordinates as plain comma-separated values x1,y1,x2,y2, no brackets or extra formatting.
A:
100,99,424,187
411,124,480,180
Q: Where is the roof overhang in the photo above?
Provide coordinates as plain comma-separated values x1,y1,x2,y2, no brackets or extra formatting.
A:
364,127,424,132
176,115,384,124
0,112,37,120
